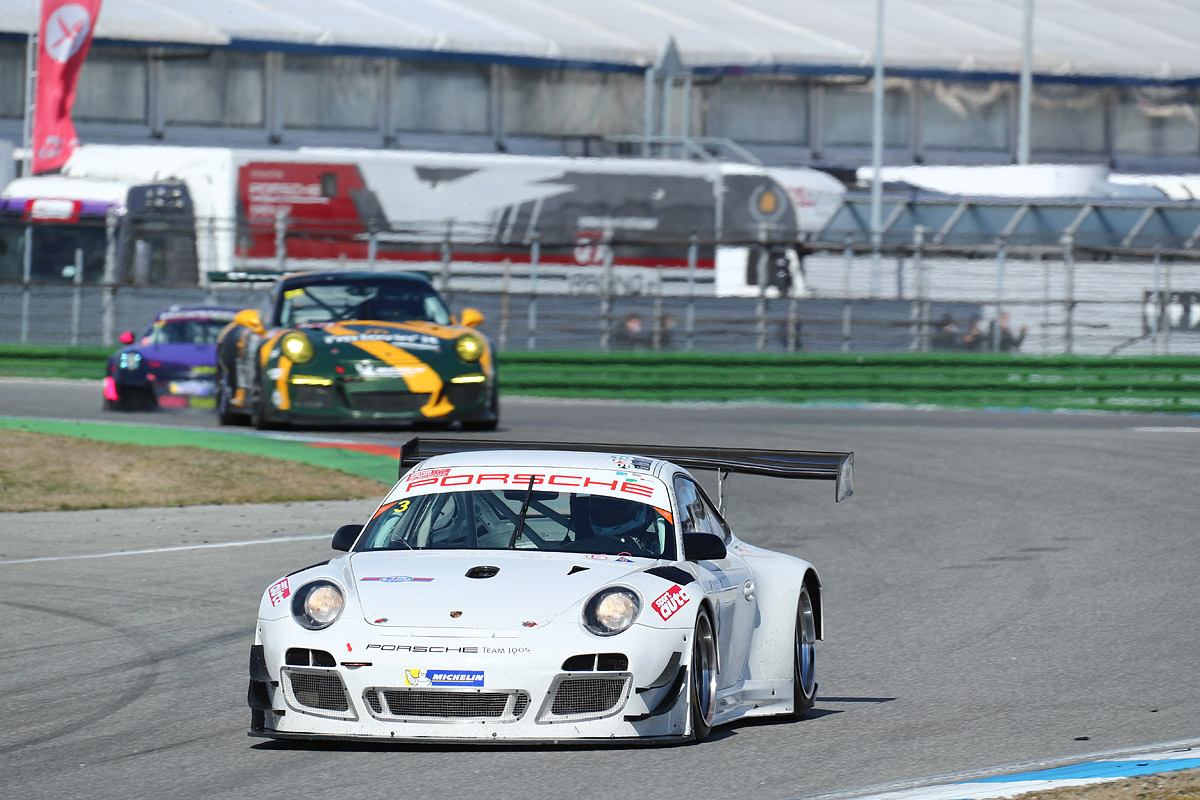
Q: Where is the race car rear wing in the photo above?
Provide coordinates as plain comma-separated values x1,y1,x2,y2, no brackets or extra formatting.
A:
398,437,853,502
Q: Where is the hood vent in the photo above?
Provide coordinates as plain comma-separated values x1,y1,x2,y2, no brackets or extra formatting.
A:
644,565,695,585
568,565,589,576
465,565,500,579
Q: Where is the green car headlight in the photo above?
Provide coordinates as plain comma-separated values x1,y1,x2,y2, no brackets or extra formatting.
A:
280,332,314,364
455,334,484,362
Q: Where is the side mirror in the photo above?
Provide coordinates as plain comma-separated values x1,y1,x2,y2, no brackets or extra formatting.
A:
683,532,727,562
332,524,363,552
460,308,484,328
233,308,266,335
119,331,135,345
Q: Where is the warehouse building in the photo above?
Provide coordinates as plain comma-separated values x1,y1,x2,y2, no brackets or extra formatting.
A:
2,0,1200,178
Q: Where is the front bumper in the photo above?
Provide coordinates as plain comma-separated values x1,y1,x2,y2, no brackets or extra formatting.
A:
106,373,218,410
277,375,494,424
249,619,690,742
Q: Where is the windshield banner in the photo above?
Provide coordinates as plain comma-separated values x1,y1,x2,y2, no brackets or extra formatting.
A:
33,0,103,174
398,467,671,507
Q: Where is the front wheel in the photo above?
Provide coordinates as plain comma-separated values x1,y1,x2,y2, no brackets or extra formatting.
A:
248,374,274,431
791,584,818,718
460,390,500,432
688,606,718,742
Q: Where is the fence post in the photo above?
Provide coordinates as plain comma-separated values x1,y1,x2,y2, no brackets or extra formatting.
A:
527,233,539,351
600,227,614,352
367,230,378,272
274,208,287,273
841,236,854,353
102,208,119,347
1164,255,1172,356
70,248,83,347
910,225,926,351
1150,247,1161,355
1062,233,1075,354
1042,257,1050,355
20,222,31,343
993,234,1007,352
652,262,664,350
685,232,697,351
499,258,511,352
786,291,799,353
439,221,455,307
755,225,768,352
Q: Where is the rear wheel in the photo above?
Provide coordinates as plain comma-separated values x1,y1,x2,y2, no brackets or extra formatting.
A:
216,368,238,426
688,606,717,742
791,584,818,718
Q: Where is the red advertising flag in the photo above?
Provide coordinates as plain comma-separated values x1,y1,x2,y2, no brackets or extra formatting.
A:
32,0,103,174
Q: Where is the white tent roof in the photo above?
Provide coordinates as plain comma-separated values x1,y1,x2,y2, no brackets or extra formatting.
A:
3,0,1199,79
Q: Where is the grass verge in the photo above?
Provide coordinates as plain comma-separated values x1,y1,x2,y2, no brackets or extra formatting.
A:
0,428,387,512
1008,767,1200,800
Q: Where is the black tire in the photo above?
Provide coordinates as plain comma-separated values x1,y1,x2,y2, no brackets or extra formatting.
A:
216,368,238,426
791,583,818,718
248,373,273,431
688,606,718,742
104,385,154,412
460,386,500,432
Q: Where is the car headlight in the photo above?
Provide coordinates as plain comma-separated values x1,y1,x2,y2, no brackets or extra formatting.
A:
583,587,642,636
280,332,315,364
291,580,345,630
455,334,483,362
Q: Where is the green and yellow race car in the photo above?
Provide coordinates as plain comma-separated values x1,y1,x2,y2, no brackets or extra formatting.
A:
215,271,497,430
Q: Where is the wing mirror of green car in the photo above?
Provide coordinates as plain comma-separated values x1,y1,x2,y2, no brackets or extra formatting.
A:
233,308,266,335
332,524,363,552
460,308,484,328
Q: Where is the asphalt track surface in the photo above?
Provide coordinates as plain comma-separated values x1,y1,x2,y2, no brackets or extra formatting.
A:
1,378,1198,800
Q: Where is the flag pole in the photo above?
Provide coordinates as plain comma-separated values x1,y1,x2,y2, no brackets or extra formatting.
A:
21,0,39,176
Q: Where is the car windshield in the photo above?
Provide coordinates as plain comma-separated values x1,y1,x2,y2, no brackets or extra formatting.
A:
147,317,233,344
279,280,451,326
356,489,676,560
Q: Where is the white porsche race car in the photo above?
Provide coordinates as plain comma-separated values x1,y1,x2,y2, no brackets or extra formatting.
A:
248,438,853,744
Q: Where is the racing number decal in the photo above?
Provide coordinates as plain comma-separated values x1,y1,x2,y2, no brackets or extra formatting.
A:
371,499,411,520
652,584,690,621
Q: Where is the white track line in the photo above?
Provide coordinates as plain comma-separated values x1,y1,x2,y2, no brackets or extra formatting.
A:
0,533,329,566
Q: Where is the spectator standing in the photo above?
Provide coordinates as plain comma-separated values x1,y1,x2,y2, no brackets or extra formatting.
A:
930,315,961,350
991,312,1027,352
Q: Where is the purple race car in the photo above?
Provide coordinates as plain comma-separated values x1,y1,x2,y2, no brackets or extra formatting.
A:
103,305,241,411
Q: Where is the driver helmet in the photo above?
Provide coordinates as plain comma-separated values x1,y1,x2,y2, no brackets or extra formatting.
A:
588,495,648,537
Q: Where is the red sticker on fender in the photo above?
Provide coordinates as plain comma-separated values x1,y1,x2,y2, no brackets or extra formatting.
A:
652,584,690,621
268,578,290,607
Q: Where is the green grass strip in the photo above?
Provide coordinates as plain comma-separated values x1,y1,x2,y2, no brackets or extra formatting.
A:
0,418,398,485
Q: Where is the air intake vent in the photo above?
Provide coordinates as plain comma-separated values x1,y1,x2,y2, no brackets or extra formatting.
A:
645,565,695,585
465,565,500,579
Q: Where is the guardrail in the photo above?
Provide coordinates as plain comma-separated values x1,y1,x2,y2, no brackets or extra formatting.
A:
0,345,113,380
2,346,1199,413
497,351,1200,412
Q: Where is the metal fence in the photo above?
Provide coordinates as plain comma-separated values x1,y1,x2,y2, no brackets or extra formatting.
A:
4,218,1200,356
